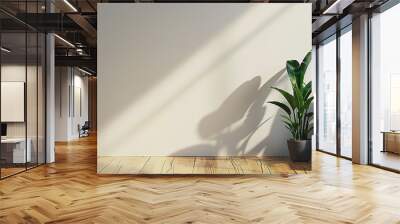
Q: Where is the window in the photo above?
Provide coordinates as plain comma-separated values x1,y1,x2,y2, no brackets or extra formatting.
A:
317,36,337,154
339,27,352,158
370,3,400,171
317,26,353,159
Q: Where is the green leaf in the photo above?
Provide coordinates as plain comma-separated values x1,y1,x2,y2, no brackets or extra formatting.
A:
281,114,292,122
293,86,304,112
283,120,293,130
272,52,313,140
303,81,312,98
286,60,300,88
304,81,312,90
281,114,293,124
305,96,314,110
298,51,312,87
271,87,296,110
306,126,314,136
268,101,291,116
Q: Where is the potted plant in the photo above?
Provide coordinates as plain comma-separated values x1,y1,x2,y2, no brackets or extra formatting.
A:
268,52,313,162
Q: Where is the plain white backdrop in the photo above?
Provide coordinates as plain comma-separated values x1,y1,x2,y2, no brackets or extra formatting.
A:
98,3,311,156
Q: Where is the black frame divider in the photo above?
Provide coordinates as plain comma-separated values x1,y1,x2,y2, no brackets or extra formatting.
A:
367,11,373,166
25,1,28,172
0,27,2,179
336,27,341,158
315,45,320,151
36,0,39,168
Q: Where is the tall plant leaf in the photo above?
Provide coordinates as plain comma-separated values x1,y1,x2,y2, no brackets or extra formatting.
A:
271,87,296,110
269,51,313,140
286,60,300,88
268,101,291,116
303,81,312,98
298,51,312,87
293,86,304,112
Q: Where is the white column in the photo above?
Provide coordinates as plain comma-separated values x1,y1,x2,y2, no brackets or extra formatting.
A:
46,32,55,163
352,14,369,164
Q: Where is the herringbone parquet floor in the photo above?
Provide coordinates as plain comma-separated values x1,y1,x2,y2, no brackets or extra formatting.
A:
1,134,400,223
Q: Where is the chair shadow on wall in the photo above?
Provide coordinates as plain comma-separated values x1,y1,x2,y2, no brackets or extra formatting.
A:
171,68,290,157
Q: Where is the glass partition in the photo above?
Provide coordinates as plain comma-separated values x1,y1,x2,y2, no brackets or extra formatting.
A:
0,2,46,179
0,31,28,177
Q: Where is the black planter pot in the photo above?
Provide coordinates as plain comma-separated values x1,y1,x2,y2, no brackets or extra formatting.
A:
287,139,311,162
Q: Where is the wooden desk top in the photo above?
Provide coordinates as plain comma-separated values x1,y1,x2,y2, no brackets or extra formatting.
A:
1,138,30,143
381,131,400,134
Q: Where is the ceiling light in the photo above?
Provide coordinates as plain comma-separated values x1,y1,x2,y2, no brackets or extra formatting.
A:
76,48,85,55
323,0,355,15
63,0,78,12
78,67,93,76
1,47,11,53
54,34,75,48
323,0,343,14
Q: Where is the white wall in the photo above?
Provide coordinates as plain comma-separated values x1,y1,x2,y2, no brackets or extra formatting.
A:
98,3,311,156
55,67,70,141
72,73,89,138
55,67,89,141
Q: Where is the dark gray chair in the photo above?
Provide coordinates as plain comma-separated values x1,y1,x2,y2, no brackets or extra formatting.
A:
79,121,90,138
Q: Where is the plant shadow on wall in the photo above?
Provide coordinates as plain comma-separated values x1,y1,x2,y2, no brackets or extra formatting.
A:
171,68,288,157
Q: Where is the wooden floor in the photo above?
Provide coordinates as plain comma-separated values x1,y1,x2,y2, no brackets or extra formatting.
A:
98,156,310,175
372,151,400,171
1,163,44,178
1,134,400,223
0,167,26,178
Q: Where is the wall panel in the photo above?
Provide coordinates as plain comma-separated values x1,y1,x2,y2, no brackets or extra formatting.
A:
98,3,311,157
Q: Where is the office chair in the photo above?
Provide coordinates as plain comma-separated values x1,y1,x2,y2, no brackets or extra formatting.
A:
79,121,90,138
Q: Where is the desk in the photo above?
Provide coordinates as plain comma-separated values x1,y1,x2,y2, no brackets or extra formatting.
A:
382,131,400,154
1,138,31,163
